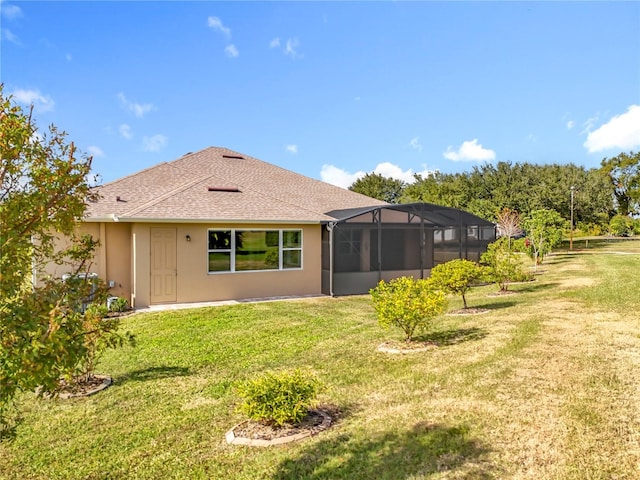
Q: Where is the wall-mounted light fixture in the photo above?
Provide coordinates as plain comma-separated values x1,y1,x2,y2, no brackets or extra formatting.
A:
186,234,191,242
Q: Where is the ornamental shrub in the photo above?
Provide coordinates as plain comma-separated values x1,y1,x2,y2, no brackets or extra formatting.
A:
68,302,135,384
370,276,447,342
236,369,324,427
609,215,633,237
427,259,483,308
108,296,129,313
480,237,530,291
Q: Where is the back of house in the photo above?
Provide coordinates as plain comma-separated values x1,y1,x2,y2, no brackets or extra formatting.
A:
44,147,495,308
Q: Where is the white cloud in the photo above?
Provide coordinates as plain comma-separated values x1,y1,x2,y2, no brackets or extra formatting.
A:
526,133,537,143
443,139,495,162
285,38,302,59
119,124,133,140
87,146,105,157
142,134,167,152
207,16,231,39
581,114,599,135
117,92,155,118
320,164,364,189
1,3,22,20
566,120,575,130
584,105,640,153
320,162,434,189
11,88,55,112
2,28,20,45
271,36,303,59
409,137,422,152
65,53,72,62
373,162,433,183
285,144,298,154
225,44,239,58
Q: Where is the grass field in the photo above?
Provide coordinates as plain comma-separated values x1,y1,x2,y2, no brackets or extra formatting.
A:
1,239,639,479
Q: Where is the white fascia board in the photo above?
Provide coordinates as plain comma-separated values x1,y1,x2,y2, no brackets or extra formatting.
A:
83,216,323,225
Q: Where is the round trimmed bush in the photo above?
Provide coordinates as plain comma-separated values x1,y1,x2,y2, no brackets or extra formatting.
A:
236,369,324,427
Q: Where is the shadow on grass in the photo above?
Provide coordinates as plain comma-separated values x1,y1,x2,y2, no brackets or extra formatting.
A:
546,254,574,265
513,282,558,294
116,365,190,384
414,327,487,346
272,421,495,480
475,301,517,310
0,403,21,442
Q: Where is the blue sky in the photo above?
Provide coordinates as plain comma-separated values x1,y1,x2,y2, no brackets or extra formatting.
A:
2,1,639,188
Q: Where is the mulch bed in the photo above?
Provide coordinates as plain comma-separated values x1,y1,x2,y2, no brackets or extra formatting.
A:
233,410,328,440
56,374,112,399
105,310,136,319
226,408,334,446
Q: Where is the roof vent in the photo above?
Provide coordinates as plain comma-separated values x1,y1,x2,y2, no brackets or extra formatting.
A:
208,186,240,193
116,196,126,202
222,154,244,160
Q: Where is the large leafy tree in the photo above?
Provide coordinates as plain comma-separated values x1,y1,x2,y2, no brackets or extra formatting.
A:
0,88,100,419
349,173,405,203
600,151,640,215
403,162,613,224
402,171,473,210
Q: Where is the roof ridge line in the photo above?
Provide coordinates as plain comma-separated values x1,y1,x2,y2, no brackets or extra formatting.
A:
121,171,230,217
95,161,171,189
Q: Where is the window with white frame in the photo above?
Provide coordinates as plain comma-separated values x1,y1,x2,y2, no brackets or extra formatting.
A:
208,229,302,273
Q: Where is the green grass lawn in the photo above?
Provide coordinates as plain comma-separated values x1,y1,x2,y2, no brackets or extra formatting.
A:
2,240,640,479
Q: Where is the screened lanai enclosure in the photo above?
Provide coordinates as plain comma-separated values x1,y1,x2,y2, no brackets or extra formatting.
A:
321,203,496,296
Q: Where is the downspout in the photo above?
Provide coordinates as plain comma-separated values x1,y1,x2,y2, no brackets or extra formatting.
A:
327,222,336,297
99,222,107,280
131,231,137,308
377,209,382,282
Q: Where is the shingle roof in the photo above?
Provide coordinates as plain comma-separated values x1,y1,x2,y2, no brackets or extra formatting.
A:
86,146,387,223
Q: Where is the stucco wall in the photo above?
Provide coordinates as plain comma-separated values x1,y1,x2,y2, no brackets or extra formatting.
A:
61,223,133,302
69,222,322,308
125,222,321,307
103,223,132,299
45,221,323,308
40,223,101,281
176,223,322,306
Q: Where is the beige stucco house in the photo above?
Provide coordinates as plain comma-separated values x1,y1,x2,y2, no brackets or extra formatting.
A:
60,146,494,308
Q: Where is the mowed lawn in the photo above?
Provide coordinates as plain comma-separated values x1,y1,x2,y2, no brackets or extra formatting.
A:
2,240,640,479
